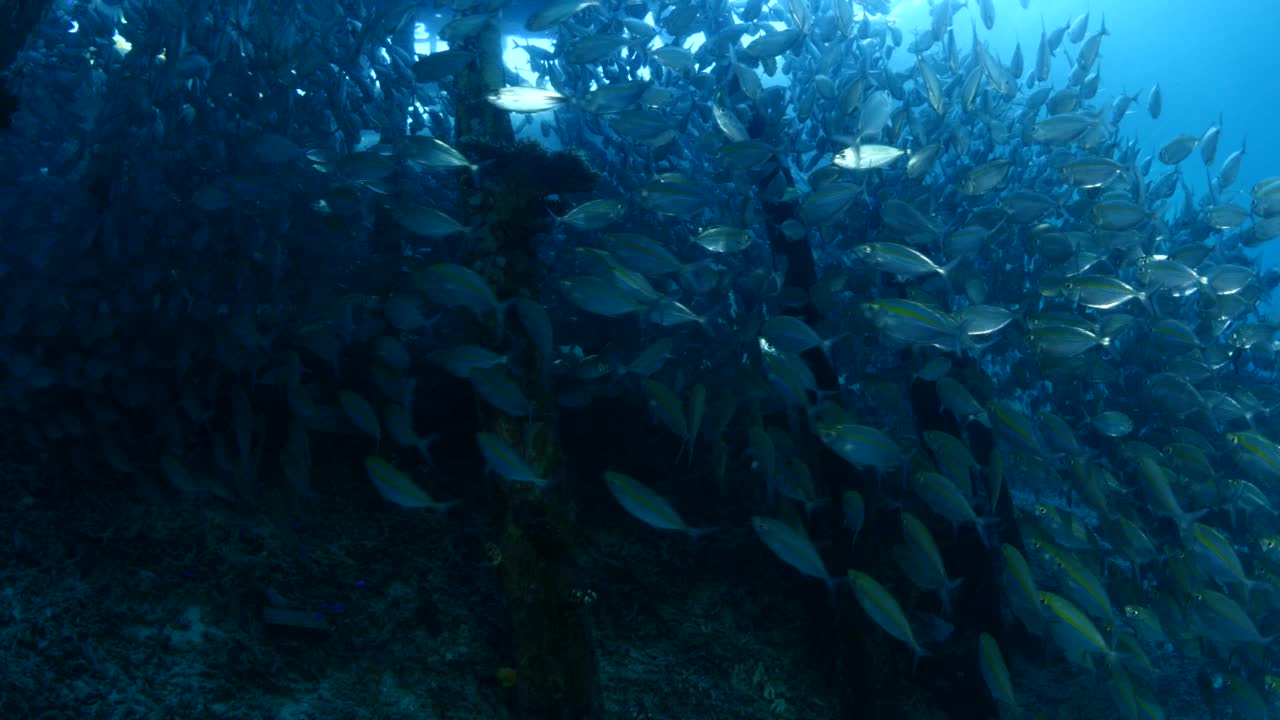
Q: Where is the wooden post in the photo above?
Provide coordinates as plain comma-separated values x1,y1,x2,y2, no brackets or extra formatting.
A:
0,0,52,128
451,18,603,720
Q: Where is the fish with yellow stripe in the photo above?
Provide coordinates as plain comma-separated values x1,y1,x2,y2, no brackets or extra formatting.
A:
848,569,930,668
476,431,549,488
978,633,1017,709
604,471,714,538
363,456,458,512
1038,591,1115,669
751,516,837,595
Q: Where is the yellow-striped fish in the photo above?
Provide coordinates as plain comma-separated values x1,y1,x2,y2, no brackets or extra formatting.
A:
604,471,713,538
1002,544,1043,634
364,456,457,512
1038,591,1113,669
978,633,1016,708
848,570,930,667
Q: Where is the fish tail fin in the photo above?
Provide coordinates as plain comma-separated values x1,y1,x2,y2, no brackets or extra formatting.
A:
805,497,833,522
825,576,842,607
687,526,719,542
1176,508,1209,531
974,515,999,549
939,255,964,279
416,433,439,465
911,644,932,674
942,577,964,617
431,499,463,515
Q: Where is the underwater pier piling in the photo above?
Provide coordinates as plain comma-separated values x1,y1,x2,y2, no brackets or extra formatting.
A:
0,0,51,127
454,16,604,719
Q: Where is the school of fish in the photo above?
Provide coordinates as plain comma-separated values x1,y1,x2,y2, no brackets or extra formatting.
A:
5,0,1280,716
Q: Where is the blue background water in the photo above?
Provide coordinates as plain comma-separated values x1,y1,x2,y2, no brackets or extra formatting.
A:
889,0,1280,290
492,0,1280,296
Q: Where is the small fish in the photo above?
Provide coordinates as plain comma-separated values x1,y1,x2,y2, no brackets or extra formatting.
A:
989,401,1042,454
1158,135,1199,165
1122,605,1168,645
1218,139,1247,189
641,378,690,448
558,198,626,230
1001,544,1043,634
373,335,411,371
751,516,834,588
1184,522,1251,589
923,430,977,496
363,456,456,511
487,86,570,113
339,390,381,445
912,471,990,546
1137,457,1205,529
760,315,842,357
402,136,477,172
978,633,1016,708
625,337,674,377
476,431,549,488
429,344,507,379
833,144,906,170
415,263,501,327
848,570,930,665
1038,591,1113,668
864,298,970,353
383,403,437,462
393,205,469,238
469,366,533,417
694,226,754,253
959,160,1012,195
1227,431,1280,481
712,104,749,142
1090,410,1134,438
560,275,647,317
895,512,962,615
604,471,713,537
916,54,945,115
1186,589,1267,644
817,421,903,471
842,490,865,549
977,0,995,30
936,378,990,428
852,242,954,279
382,294,430,332
525,0,600,32
1044,547,1115,625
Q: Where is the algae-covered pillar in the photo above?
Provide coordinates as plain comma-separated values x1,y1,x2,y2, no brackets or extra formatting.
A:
452,17,604,720
0,0,51,128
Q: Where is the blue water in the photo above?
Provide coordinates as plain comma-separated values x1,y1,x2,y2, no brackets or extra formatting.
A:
894,0,1280,278
4,0,1280,717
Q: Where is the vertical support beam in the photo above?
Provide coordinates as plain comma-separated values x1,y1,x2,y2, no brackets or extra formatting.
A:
452,20,514,146
0,0,53,128
452,18,603,720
